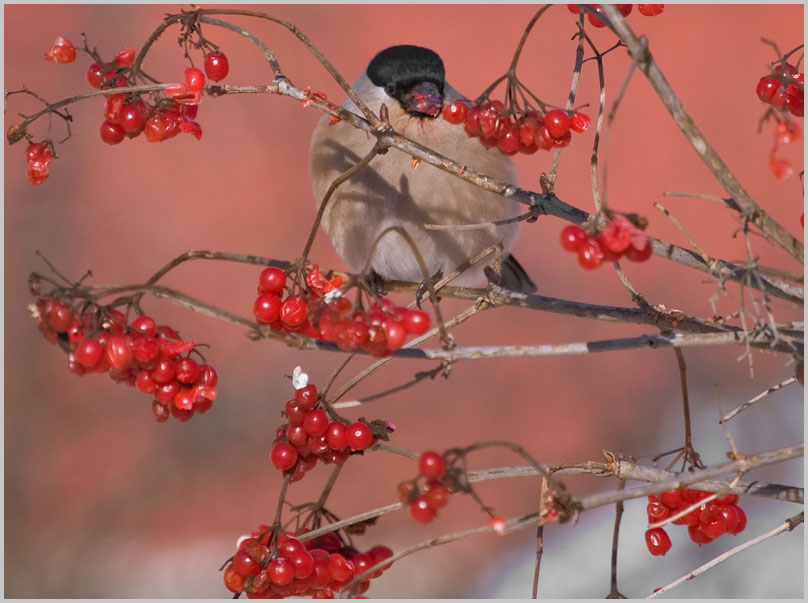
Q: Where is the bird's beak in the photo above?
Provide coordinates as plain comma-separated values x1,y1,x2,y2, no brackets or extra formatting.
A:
401,81,444,117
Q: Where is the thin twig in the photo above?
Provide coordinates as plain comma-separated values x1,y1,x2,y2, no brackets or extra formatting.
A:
720,376,798,423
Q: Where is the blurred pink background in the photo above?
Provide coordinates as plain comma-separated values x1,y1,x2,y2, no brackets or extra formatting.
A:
4,4,803,598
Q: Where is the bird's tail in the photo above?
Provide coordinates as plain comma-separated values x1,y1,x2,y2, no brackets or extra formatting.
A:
500,254,537,294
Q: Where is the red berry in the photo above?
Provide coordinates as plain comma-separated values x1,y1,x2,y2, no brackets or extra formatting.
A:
327,554,354,582
442,101,468,125
624,232,653,262
345,422,373,451
568,4,581,13
728,505,747,534
150,356,177,384
267,558,295,586
383,320,407,351
688,524,713,545
402,309,430,336
423,480,450,510
118,104,145,134
552,130,572,148
75,338,105,369
44,36,76,64
105,333,133,370
285,400,306,426
258,266,286,294
271,442,299,471
647,500,672,523
280,296,308,328
254,293,283,324
132,337,159,366
47,301,73,333
135,370,157,394
496,125,521,156
152,401,170,423
587,5,607,27
334,320,370,351
409,496,436,523
418,450,445,480
644,527,672,556
660,489,683,508
326,422,348,451
290,550,315,580
114,46,135,67
295,384,319,410
699,514,727,539
638,4,665,16
154,380,180,405
131,315,157,338
303,409,329,437
233,549,262,577
577,238,605,269
570,111,591,133
204,52,230,81
87,63,103,88
224,564,244,594
184,67,206,93
175,357,200,384
100,120,126,145
757,76,781,104
617,4,633,16
600,217,634,253
464,106,482,137
560,224,588,252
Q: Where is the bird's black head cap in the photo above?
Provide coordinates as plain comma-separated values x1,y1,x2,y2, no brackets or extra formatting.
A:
367,45,445,95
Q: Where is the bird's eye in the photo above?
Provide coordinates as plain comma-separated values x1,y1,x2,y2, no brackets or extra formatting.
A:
384,84,396,97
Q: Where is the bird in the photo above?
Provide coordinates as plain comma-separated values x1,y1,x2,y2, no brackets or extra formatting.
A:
309,44,536,293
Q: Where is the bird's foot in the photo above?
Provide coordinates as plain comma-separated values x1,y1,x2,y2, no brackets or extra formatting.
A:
415,270,442,308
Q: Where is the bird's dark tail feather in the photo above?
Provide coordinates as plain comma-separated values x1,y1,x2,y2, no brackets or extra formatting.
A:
499,254,537,294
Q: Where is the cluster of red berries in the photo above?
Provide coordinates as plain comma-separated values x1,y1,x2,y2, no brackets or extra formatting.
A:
568,4,664,28
644,489,747,556
442,100,590,156
24,142,54,185
224,526,392,598
398,451,452,524
560,217,652,269
756,61,804,118
31,297,217,422
270,380,378,482
253,266,432,357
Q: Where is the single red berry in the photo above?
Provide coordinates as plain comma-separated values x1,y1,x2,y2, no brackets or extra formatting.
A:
290,550,315,580
233,549,262,578
535,124,555,150
560,224,588,252
150,356,177,384
295,384,318,410
334,320,370,351
204,52,230,81
280,296,308,328
383,320,407,351
409,496,437,523
727,505,747,534
267,558,295,586
175,357,200,384
224,564,244,594
496,125,521,156
285,399,306,426
154,380,180,405
567,4,581,13
647,500,672,523
717,505,740,534
442,101,468,125
625,232,653,262
660,489,683,509
786,84,804,117
117,104,145,135
131,315,157,338
423,480,450,510
757,76,781,104
569,111,591,133
254,293,283,324
327,554,354,582
616,4,633,16
688,524,713,545
644,527,672,556
75,338,105,369
345,422,373,451
600,217,634,253
132,338,159,367
577,238,605,269
418,450,445,480
105,333,133,370
152,401,170,423
114,46,135,67
184,67,206,93
47,301,73,333
325,422,348,451
258,266,286,294
302,408,329,437
401,309,430,336
638,4,665,16
86,63,103,88
464,106,482,137
588,5,607,27
44,36,76,64
100,120,126,145
136,370,157,394
699,515,727,539
271,442,299,471
552,130,572,147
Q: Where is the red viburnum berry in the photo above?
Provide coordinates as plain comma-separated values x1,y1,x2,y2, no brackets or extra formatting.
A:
345,422,373,451
114,46,135,67
223,564,244,594
100,120,125,145
757,76,781,104
302,408,329,437
616,4,633,16
258,266,287,294
327,554,355,582
645,527,672,556
570,111,591,133
560,224,588,252
418,450,445,480
45,36,76,64
75,337,105,368
280,296,308,328
118,104,145,134
184,67,206,94
402,309,430,336
254,293,282,324
409,496,436,523
624,231,653,262
326,422,348,450
424,480,450,510
383,320,407,351
577,238,605,269
295,384,318,410
87,62,103,88
271,442,299,471
600,217,634,253
442,100,468,124
638,4,665,16
587,5,607,27
205,52,230,81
